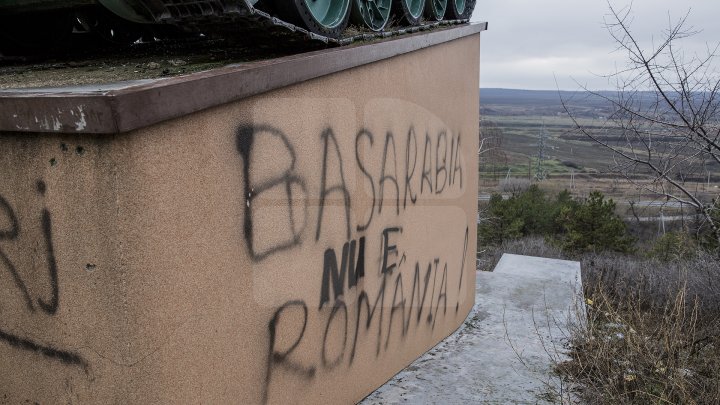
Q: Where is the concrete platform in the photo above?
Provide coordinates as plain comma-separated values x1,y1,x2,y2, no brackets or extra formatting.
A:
361,254,584,404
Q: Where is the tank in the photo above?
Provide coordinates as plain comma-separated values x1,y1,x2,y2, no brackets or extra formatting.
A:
0,0,477,54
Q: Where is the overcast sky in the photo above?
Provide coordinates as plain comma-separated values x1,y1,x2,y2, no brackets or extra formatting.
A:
470,1,720,90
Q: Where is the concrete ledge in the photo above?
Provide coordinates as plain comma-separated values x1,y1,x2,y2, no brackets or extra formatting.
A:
0,23,487,135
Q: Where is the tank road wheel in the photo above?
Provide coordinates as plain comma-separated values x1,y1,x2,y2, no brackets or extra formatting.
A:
393,0,425,25
273,0,352,39
446,0,475,19
352,0,392,31
424,0,447,21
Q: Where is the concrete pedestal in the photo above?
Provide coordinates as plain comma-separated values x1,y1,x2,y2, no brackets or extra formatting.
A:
0,25,485,404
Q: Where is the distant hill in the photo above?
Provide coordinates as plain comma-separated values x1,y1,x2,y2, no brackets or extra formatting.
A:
480,88,614,118
479,88,683,118
481,88,566,105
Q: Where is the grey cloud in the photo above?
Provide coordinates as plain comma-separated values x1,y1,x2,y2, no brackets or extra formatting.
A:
471,0,720,90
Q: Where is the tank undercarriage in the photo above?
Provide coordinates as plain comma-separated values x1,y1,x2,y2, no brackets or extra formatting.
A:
0,0,477,56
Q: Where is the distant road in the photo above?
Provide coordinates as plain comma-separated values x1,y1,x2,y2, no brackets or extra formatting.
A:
479,193,691,209
632,200,689,208
478,193,508,201
629,215,687,222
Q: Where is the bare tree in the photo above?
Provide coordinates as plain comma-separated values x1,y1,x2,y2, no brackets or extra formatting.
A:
479,119,506,183
562,1,720,253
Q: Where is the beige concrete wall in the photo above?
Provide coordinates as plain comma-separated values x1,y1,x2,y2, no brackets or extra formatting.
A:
0,34,479,404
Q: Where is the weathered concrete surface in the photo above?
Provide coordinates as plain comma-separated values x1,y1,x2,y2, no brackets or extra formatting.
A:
361,254,583,404
0,29,482,404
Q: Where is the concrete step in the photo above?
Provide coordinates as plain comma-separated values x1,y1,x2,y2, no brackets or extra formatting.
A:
361,254,584,404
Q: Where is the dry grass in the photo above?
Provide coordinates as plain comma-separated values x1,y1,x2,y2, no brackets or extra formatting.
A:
558,285,720,404
479,237,720,404
580,251,720,316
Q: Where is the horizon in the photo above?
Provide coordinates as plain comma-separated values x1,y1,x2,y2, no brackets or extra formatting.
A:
471,1,720,91
479,87,612,92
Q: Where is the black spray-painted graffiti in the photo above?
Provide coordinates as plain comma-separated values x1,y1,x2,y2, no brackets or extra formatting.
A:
317,128,352,241
0,181,87,369
238,124,464,262
237,122,469,403
354,128,464,236
262,226,469,403
319,237,365,310
237,125,308,262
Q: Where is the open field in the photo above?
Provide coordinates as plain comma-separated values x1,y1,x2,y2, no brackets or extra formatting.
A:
479,88,720,204
478,90,720,404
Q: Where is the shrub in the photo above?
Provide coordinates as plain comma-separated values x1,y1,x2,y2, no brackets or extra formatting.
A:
499,177,532,193
478,185,572,245
559,192,635,254
478,187,634,254
647,231,698,262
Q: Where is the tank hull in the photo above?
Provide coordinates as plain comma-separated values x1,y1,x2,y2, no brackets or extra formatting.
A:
0,0,476,52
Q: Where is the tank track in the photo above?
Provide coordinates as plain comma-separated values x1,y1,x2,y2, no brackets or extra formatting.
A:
153,0,471,46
